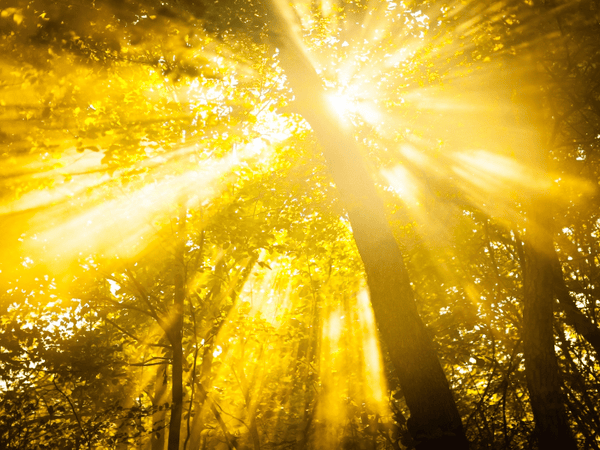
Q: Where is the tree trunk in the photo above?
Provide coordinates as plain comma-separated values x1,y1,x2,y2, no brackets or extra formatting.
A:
167,205,187,450
263,2,468,449
513,50,576,448
521,213,577,450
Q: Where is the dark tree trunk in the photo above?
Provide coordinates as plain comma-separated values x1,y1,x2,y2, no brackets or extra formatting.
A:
521,214,577,450
503,37,577,447
515,71,576,447
262,2,468,449
167,205,186,450
167,341,183,450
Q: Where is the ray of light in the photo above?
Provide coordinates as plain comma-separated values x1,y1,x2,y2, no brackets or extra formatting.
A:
315,288,391,447
22,150,237,261
355,288,389,413
4,0,595,447
2,132,283,270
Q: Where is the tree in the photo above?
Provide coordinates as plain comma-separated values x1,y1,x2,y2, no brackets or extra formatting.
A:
256,1,468,449
3,1,600,449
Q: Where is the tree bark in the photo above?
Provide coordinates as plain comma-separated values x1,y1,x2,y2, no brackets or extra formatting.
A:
167,205,187,450
513,51,577,448
521,213,577,450
263,2,468,449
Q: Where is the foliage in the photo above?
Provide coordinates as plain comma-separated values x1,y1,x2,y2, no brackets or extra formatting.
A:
2,0,600,449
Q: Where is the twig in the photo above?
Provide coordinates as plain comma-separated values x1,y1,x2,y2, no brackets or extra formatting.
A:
52,379,92,450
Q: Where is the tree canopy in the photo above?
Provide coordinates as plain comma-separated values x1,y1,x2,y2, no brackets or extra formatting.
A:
1,0,600,449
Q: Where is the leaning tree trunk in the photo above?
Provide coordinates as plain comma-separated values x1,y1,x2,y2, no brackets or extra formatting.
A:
263,2,468,449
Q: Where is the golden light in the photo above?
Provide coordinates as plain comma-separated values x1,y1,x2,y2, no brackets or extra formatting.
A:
13,147,241,263
325,90,357,122
355,288,388,412
4,0,595,448
382,163,422,208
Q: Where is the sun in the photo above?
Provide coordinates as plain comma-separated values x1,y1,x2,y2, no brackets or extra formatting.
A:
325,90,357,120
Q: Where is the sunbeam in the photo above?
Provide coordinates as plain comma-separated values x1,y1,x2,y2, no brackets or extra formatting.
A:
3,0,600,449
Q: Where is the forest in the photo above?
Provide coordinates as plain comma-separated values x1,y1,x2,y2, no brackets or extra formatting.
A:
1,0,599,449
